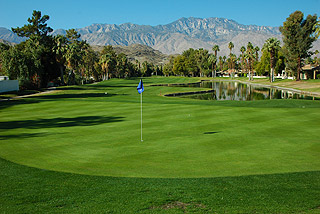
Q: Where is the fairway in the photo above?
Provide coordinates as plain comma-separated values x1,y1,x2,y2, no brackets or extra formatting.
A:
1,77,319,178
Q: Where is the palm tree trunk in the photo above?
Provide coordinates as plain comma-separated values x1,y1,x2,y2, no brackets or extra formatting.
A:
106,65,109,80
270,53,274,83
212,63,214,78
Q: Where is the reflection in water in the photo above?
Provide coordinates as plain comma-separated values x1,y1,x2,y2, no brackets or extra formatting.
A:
176,81,319,101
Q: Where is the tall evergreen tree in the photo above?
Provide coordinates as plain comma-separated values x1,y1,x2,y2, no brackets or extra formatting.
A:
10,10,58,88
66,29,81,42
280,11,317,80
12,10,53,38
314,18,320,39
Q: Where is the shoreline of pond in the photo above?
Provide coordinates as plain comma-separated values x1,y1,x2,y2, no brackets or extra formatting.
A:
156,79,320,99
237,79,320,98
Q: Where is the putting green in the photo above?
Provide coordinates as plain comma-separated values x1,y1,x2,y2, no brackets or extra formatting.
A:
0,77,319,178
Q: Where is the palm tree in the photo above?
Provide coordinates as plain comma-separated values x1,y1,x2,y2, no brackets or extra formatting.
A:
219,56,223,72
246,42,254,80
117,53,128,78
208,54,217,78
228,42,234,56
222,56,227,72
254,46,260,62
240,46,246,73
212,45,220,57
64,33,89,85
262,38,281,82
228,42,234,71
53,35,67,85
99,54,113,80
230,53,237,78
212,45,220,77
81,47,97,82
65,42,81,84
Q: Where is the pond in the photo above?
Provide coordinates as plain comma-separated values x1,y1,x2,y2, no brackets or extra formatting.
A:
165,81,320,101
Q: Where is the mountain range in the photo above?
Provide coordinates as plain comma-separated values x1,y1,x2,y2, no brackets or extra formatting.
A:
1,17,319,56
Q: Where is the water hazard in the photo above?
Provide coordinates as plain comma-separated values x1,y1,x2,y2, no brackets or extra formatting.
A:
165,81,319,101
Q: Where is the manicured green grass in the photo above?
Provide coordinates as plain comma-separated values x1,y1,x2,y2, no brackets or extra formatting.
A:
0,76,319,212
1,158,319,213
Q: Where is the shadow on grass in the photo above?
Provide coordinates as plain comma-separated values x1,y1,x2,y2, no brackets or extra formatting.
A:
0,99,40,111
36,92,119,100
0,132,53,140
0,92,118,110
57,86,88,90
0,89,132,112
204,132,219,134
0,116,125,130
91,85,136,88
61,82,138,89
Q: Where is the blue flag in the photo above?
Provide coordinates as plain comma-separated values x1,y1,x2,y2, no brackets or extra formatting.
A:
137,79,144,94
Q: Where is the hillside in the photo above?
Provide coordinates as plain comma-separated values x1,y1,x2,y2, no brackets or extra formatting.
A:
92,44,169,65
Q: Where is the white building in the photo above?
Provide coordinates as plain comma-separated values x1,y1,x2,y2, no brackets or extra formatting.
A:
0,76,19,93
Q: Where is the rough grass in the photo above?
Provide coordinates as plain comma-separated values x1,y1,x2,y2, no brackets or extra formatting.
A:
0,76,319,213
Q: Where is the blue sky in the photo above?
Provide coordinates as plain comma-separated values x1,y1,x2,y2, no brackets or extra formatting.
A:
0,0,319,30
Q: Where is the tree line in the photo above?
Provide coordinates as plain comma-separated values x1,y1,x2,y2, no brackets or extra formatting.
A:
0,10,319,89
164,11,319,82
0,11,161,89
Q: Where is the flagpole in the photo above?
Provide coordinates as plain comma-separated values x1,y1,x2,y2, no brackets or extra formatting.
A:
137,79,144,142
140,89,143,142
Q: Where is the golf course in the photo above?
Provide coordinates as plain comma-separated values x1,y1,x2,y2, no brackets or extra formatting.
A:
0,77,320,213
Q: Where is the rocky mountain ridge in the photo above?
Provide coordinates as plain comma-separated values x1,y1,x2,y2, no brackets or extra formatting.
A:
70,17,283,55
1,17,319,56
0,27,25,44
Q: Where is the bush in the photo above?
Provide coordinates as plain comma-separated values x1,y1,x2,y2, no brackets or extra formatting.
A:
317,74,320,79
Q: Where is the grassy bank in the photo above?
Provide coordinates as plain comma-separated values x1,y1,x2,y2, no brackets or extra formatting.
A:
0,76,319,212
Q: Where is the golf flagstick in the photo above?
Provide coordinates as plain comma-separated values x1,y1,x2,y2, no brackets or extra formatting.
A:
140,90,143,142
137,79,144,142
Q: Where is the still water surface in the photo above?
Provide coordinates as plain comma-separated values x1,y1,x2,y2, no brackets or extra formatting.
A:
170,81,319,101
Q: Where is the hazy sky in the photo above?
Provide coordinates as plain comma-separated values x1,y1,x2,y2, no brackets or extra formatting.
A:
0,0,319,30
